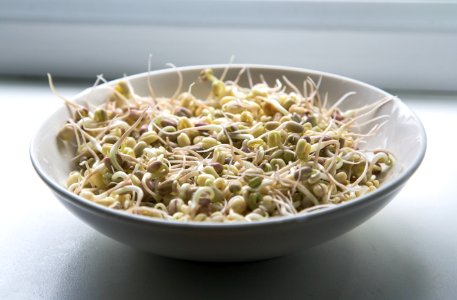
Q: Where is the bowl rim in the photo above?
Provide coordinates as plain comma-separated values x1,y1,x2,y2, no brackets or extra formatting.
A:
30,63,427,229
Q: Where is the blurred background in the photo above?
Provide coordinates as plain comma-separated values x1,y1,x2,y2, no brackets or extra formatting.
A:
1,0,457,91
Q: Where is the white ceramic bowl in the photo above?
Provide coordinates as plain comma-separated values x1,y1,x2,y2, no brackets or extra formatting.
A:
30,65,426,262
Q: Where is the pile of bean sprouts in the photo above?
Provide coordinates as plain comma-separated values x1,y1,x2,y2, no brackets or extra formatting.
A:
55,67,394,222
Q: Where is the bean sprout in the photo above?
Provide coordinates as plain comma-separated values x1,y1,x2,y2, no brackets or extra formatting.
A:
55,67,394,222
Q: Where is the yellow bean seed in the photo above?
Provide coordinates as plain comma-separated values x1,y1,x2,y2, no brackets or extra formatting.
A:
124,137,136,148
140,132,159,144
222,101,244,114
228,196,247,214
197,174,215,186
267,131,282,148
335,171,348,183
240,111,254,123
177,117,192,130
284,121,304,133
203,166,219,178
247,138,266,150
214,178,227,190
58,124,75,141
177,133,191,147
201,137,220,149
211,80,225,98
296,139,311,160
133,141,148,157
94,108,108,122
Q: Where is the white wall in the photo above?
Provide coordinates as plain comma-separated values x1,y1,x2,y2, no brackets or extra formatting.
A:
1,1,456,91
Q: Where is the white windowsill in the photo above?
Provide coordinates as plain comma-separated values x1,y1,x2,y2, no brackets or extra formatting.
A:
0,78,456,299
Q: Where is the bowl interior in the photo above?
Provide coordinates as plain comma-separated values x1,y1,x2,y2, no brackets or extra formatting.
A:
32,64,426,214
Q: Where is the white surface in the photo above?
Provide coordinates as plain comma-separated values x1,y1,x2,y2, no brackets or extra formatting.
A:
0,78,456,299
